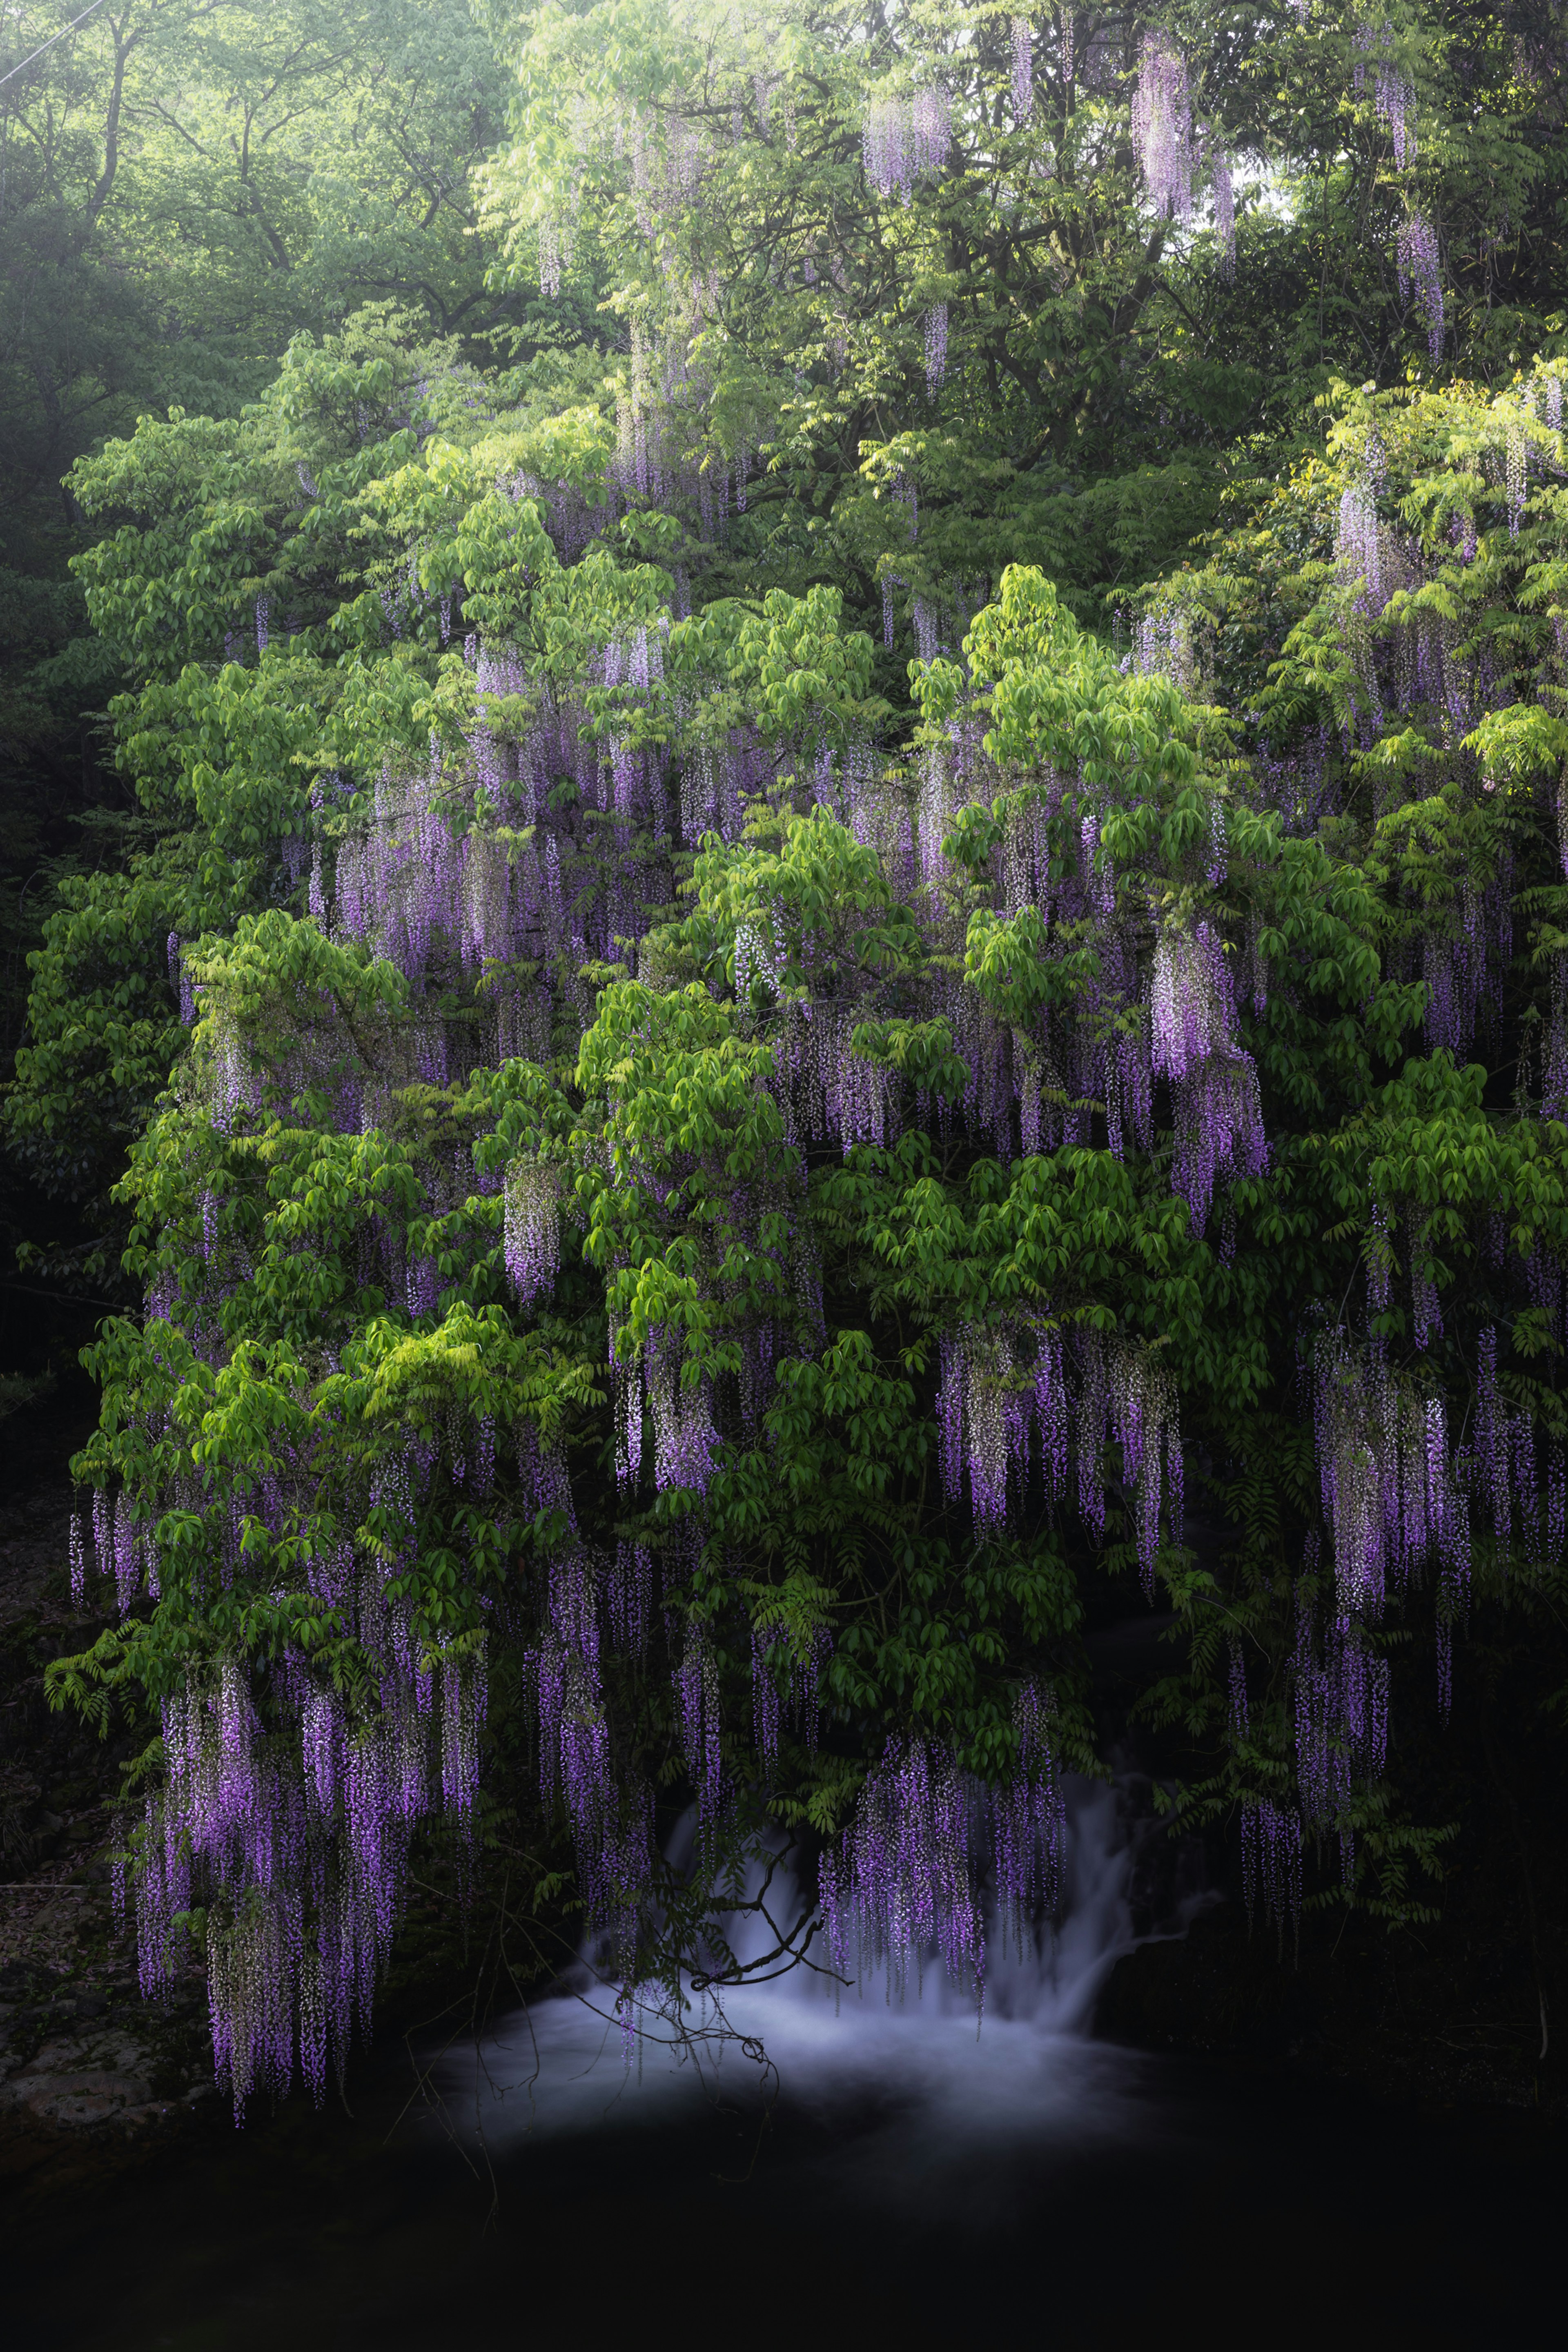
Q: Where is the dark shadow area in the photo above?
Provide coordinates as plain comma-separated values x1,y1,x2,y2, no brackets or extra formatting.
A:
5,2025,1564,2352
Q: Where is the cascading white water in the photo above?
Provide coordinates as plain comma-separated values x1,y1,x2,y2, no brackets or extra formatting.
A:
439,1777,1182,2169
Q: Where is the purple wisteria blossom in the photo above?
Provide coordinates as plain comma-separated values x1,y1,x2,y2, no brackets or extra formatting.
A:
863,91,949,200
1356,20,1417,168
924,301,948,392
503,1159,560,1307
1132,36,1193,221
1011,17,1032,129
1396,213,1444,361
1241,1799,1302,1949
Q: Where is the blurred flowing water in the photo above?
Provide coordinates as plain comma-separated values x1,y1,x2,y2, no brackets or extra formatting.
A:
10,1780,1566,2351
442,1777,1156,2192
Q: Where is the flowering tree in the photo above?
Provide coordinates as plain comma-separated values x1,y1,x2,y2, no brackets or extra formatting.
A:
13,3,1568,2109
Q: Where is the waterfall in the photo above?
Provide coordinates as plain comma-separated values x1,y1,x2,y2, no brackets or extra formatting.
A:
438,1777,1188,2155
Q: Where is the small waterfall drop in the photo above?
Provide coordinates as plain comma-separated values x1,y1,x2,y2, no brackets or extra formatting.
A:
440,1777,1180,2166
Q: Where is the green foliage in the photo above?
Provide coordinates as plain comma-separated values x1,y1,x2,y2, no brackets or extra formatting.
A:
13,1,1568,2052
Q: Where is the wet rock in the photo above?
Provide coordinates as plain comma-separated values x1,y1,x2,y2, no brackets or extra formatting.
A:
0,2011,217,2187
2,2033,156,2124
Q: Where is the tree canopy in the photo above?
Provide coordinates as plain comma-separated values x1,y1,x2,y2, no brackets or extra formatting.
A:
7,0,1568,2111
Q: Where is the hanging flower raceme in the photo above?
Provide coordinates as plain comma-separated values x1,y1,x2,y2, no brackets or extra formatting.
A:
531,1546,653,1978
1149,922,1232,1081
81,1486,157,1615
1505,404,1530,539
331,767,470,981
818,1738,986,1997
770,996,900,1156
71,1341,511,2118
1542,956,1568,1109
991,1680,1066,1947
862,98,908,198
1149,920,1267,1230
751,1621,830,1774
1131,36,1192,221
167,933,196,1025
1241,1799,1303,1951
1405,1215,1443,1351
132,1631,487,2117
504,1158,561,1308
820,1692,1068,1996
1314,1334,1470,1626
1335,483,1385,612
537,209,576,298
1129,605,1197,693
1396,214,1443,362
1226,1637,1250,1741
1474,1325,1550,1561
935,1319,1068,1536
862,90,949,200
1172,1051,1268,1235
644,1323,723,1499
923,302,948,393
1076,1332,1183,1591
1292,1595,1389,1873
1356,19,1417,168
911,89,950,178
675,1617,726,1854
1010,17,1032,129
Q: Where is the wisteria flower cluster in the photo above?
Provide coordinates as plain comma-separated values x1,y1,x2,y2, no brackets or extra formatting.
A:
1132,36,1193,222
50,40,1568,2104
862,89,950,201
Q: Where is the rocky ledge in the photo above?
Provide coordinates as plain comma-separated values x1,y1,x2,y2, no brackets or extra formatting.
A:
0,1960,217,2187
0,1485,216,2189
